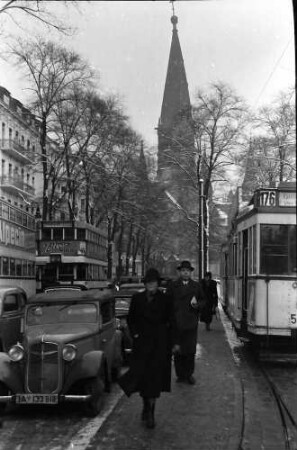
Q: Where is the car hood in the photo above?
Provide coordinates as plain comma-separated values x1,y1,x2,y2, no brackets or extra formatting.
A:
25,323,98,344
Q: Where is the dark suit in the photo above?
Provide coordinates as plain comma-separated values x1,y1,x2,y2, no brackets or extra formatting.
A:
167,278,206,379
200,278,218,325
118,289,173,398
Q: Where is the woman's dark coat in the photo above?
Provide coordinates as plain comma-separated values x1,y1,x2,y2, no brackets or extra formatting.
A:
200,279,218,324
166,279,206,354
118,289,173,398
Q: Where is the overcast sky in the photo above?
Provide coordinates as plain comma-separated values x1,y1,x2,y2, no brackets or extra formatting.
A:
0,0,295,149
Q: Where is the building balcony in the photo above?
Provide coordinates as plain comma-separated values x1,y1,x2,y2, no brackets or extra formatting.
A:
1,139,33,164
0,175,35,197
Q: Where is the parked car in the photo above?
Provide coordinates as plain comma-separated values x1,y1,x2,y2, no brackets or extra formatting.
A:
115,283,145,362
0,287,27,352
0,289,123,416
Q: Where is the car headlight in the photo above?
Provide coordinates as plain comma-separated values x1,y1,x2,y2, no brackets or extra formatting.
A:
8,344,25,362
62,344,77,362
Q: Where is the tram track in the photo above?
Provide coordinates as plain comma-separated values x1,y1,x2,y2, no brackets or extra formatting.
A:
220,305,297,450
258,363,297,450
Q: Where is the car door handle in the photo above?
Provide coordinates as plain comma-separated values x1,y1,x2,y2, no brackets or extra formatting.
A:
102,339,107,343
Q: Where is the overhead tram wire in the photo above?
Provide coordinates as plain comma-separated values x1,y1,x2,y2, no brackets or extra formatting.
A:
253,35,294,108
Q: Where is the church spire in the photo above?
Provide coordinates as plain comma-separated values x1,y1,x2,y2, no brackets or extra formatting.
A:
158,12,191,130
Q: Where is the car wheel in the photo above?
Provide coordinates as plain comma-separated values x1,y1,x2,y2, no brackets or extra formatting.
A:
83,376,105,417
0,382,8,413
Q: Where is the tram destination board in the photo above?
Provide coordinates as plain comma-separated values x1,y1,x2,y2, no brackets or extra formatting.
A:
255,189,296,208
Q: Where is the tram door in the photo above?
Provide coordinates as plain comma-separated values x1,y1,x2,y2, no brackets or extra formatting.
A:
241,230,248,331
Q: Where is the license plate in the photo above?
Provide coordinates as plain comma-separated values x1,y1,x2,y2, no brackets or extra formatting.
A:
15,394,58,404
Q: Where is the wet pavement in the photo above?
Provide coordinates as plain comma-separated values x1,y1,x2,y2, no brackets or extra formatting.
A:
87,308,243,450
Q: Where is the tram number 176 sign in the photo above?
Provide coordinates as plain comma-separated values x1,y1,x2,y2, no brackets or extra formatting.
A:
258,190,276,207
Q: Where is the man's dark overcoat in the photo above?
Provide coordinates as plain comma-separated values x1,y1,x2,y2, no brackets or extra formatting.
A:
167,278,206,354
200,279,218,324
118,289,173,398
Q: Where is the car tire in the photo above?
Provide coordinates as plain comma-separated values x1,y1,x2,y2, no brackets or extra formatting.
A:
83,375,105,417
0,382,8,413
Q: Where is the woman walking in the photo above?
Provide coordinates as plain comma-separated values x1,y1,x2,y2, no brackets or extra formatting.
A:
118,268,174,429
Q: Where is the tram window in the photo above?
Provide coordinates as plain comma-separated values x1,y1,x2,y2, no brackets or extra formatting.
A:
2,257,9,275
288,226,296,273
22,261,28,276
64,228,74,240
10,258,16,276
16,259,22,276
42,228,52,240
53,228,63,240
77,228,86,240
77,264,87,279
260,225,296,275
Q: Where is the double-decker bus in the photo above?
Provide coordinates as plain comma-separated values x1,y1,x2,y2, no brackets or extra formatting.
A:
0,199,36,297
36,220,108,291
221,182,296,352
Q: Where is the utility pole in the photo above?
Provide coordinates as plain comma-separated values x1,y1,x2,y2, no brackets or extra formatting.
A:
198,179,204,280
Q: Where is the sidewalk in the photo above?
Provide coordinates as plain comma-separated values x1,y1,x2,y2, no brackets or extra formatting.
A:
89,307,243,450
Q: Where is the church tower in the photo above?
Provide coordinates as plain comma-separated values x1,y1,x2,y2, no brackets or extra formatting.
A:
156,11,197,270
157,13,194,187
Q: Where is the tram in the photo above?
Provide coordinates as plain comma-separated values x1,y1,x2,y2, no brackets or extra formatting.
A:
221,182,296,351
36,220,108,292
0,199,36,297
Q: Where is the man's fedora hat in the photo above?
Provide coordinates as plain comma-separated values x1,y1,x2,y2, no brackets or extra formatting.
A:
144,268,161,284
177,260,194,271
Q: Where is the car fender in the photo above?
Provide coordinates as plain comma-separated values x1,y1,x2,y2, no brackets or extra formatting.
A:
63,350,105,392
0,352,23,393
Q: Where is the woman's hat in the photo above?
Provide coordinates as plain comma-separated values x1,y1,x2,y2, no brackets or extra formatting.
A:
177,260,194,271
144,268,161,284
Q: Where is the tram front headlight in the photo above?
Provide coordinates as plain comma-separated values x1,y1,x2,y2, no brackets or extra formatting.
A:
62,344,77,362
8,344,25,362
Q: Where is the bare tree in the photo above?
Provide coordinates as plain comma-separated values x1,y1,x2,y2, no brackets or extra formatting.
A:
11,38,94,220
0,0,79,34
254,88,296,183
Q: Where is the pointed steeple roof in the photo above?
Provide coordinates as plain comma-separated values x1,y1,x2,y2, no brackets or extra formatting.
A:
159,15,191,129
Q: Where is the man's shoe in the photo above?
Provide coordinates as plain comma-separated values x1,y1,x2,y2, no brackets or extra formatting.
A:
187,376,196,385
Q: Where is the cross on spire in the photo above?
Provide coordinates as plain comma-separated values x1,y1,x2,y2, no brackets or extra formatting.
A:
170,0,175,16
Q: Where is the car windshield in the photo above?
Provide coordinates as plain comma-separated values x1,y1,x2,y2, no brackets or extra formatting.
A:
26,303,97,325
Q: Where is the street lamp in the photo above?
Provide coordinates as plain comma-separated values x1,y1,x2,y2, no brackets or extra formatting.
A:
198,179,204,280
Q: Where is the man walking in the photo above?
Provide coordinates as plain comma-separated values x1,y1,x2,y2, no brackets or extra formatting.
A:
200,271,219,331
167,261,206,385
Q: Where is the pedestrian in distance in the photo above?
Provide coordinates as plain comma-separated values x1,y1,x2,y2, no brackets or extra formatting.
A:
117,268,174,429
200,271,219,331
166,260,206,385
